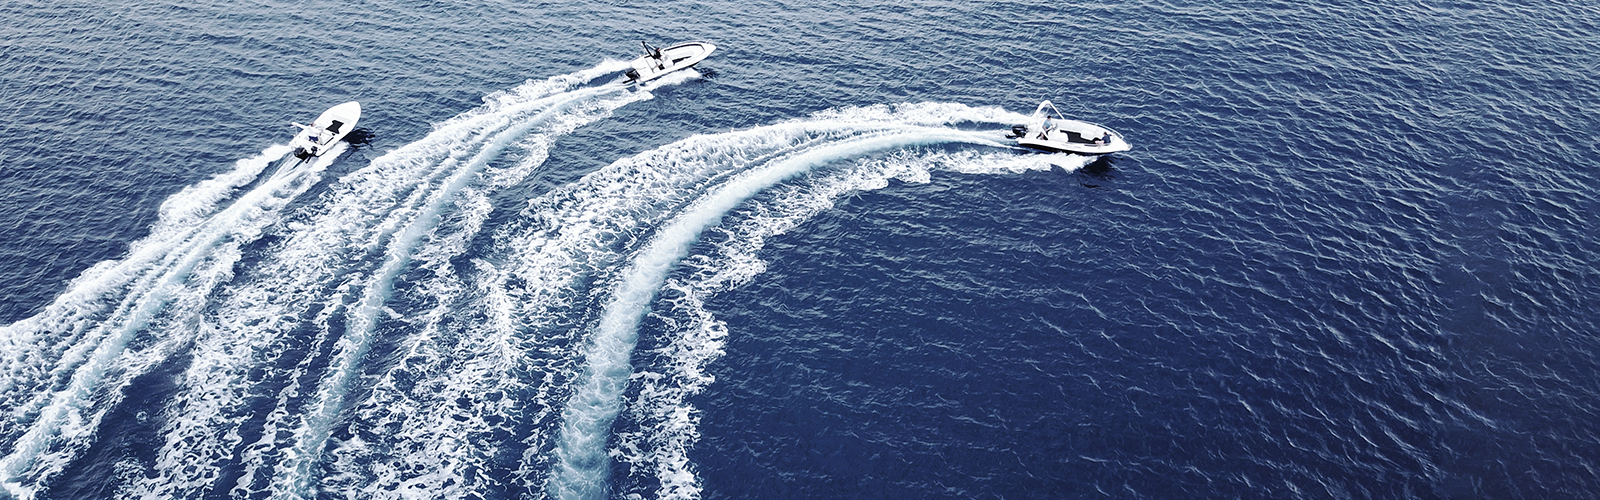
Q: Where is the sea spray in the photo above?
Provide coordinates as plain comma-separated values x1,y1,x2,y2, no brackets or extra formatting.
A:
546,129,1007,500
623,149,1054,499
0,144,339,499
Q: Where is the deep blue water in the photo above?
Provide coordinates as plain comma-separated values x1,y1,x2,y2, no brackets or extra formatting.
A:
1,0,1597,499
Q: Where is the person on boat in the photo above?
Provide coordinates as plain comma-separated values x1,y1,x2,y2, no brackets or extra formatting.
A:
295,122,323,144
1039,117,1053,140
1101,132,1112,144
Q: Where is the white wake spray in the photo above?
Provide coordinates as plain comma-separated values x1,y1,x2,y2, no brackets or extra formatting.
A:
547,130,1006,500
624,148,1083,500
0,86,1092,500
108,61,692,500
433,102,1066,500
0,142,344,500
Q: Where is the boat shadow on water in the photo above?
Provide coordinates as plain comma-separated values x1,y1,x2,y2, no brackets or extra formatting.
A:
343,127,375,148
1062,154,1117,188
1082,154,1115,175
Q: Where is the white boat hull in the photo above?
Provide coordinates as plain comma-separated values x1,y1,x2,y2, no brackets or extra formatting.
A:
291,101,361,159
625,41,716,84
1011,101,1130,155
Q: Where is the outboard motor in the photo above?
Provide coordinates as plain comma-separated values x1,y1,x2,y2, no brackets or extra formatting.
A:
1008,124,1028,139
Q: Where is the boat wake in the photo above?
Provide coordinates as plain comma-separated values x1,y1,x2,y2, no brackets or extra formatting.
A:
0,141,341,499
0,69,1086,499
481,102,1075,500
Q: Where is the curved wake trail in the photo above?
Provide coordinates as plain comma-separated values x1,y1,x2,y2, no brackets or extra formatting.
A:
548,131,1005,500
628,147,1086,499
0,143,344,499
0,145,286,418
436,102,1038,499
0,92,1077,499
114,61,678,500
584,115,1088,500
310,70,709,500
270,77,629,500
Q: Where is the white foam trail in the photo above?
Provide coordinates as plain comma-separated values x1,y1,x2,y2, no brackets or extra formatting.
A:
334,102,1023,498
0,145,286,417
0,144,295,427
0,143,340,499
220,95,555,499
315,70,711,500
227,74,624,499
266,67,731,500
90,60,651,500
0,95,1071,499
546,124,1007,499
321,97,657,500
275,86,656,500
272,83,620,499
627,149,1057,499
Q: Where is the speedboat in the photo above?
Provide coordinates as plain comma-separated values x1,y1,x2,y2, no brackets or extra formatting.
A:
623,40,716,84
1008,100,1130,155
290,101,361,159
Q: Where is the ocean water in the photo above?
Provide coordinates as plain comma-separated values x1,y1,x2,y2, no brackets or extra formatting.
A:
1,0,1597,498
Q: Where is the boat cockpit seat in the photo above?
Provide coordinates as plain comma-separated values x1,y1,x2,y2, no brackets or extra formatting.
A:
327,120,344,133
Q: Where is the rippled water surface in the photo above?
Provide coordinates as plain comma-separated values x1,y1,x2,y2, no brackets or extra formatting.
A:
1,0,1596,498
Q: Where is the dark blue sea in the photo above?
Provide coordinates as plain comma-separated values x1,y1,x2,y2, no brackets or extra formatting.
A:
2,1,1597,498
